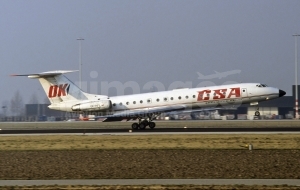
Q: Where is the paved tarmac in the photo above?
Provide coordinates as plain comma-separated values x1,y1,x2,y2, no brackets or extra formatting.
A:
1,120,300,130
0,127,300,135
0,179,300,186
1,120,300,134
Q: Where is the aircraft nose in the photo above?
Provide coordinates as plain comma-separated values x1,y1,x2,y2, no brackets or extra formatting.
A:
279,89,286,97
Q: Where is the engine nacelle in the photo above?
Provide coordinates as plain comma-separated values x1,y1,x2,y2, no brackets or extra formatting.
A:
71,100,111,112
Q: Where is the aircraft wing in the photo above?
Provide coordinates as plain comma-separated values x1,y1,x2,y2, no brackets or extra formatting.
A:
167,107,221,115
95,105,187,121
95,105,220,122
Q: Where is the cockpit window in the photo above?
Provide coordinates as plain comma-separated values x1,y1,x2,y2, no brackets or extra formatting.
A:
256,84,268,87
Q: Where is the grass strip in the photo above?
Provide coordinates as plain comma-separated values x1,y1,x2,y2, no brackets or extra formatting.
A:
0,134,299,150
0,185,299,190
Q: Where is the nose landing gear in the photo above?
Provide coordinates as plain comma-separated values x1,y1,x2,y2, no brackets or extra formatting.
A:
254,107,260,117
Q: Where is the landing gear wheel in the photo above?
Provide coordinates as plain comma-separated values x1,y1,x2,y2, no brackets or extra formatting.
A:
148,122,156,129
139,123,146,130
141,120,149,126
255,111,260,116
132,123,139,130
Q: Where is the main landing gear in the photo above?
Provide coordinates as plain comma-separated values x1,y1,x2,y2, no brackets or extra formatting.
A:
131,114,159,130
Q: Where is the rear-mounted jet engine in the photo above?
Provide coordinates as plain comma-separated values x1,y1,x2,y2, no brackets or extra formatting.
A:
72,100,111,111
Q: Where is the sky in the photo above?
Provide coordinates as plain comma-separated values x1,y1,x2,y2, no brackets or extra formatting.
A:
1,0,300,108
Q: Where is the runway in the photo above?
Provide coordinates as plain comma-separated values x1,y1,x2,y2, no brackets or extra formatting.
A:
1,127,300,135
1,120,300,130
1,120,300,135
1,179,300,186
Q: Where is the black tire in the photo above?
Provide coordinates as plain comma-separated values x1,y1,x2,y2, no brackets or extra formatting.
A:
139,123,146,130
149,122,156,129
142,120,149,126
132,123,139,130
255,111,260,116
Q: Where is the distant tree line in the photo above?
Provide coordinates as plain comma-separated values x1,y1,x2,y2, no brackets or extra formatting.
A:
1,90,50,117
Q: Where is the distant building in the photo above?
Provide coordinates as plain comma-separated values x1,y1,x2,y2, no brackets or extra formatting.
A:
25,104,79,121
237,96,294,119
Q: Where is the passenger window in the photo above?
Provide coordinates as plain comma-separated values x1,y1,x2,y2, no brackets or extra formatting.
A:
147,99,151,103
113,103,116,106
133,101,136,104
156,98,159,102
170,97,174,100
126,102,129,105
140,100,143,104
178,96,181,100
164,97,168,101
192,95,195,98
186,96,188,99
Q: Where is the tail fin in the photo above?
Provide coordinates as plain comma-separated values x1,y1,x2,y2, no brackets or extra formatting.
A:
12,70,88,104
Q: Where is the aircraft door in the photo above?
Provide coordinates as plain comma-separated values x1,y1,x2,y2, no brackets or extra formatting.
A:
241,88,248,97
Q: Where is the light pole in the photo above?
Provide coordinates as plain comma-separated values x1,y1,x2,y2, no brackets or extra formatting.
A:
77,38,84,89
293,34,300,119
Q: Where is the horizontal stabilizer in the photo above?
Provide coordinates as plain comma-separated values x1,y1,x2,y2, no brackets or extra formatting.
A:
11,70,78,78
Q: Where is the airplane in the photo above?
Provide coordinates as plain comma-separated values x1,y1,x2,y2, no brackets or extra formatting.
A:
12,70,286,129
197,70,241,80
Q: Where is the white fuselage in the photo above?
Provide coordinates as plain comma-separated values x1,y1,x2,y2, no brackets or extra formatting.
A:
49,83,280,113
